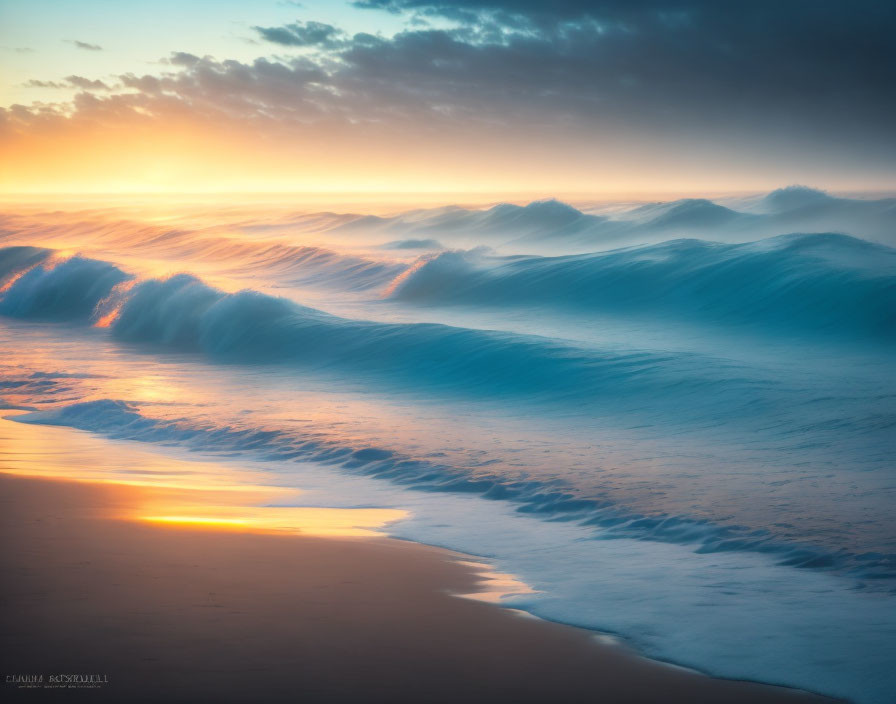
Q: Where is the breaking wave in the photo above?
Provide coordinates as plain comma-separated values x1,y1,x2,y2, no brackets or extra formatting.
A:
0,248,130,320
387,233,896,341
0,246,791,414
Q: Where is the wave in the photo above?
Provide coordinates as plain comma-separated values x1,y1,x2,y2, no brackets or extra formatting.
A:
762,185,837,213
0,216,403,292
331,187,896,250
15,397,894,582
642,198,754,228
133,237,403,291
334,198,612,247
0,245,50,281
0,249,131,320
386,233,896,341
4,187,893,274
1,246,794,414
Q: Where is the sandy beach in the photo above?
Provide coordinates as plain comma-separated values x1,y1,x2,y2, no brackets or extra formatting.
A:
0,472,833,703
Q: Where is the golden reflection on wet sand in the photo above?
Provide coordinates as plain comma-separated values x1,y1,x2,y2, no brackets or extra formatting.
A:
137,505,407,537
454,560,539,603
0,412,405,537
0,411,537,599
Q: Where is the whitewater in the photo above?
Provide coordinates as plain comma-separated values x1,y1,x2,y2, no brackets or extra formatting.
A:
1,186,894,703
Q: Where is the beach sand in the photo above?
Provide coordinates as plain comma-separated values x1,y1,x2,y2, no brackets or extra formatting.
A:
0,472,834,703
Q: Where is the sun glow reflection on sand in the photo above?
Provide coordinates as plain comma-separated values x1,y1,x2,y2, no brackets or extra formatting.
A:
455,560,539,604
138,505,408,537
0,413,406,538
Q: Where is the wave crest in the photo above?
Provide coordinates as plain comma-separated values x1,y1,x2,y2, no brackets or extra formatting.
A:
0,252,130,320
386,234,896,340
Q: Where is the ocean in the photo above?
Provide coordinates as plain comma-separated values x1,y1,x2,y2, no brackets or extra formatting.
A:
1,186,894,703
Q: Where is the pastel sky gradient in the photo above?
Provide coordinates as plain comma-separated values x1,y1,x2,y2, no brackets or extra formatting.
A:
1,0,894,195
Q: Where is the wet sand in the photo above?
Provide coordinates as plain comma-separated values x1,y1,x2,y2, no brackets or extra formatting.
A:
0,473,834,703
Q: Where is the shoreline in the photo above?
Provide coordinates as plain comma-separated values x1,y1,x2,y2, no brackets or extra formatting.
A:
0,472,835,703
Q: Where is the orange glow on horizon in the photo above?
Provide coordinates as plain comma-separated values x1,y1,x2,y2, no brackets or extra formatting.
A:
6,101,867,199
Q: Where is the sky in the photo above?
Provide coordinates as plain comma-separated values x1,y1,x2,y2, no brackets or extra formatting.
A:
1,0,894,196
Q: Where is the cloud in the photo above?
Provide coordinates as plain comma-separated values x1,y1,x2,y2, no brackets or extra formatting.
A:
341,1,896,139
98,54,330,125
65,40,103,51
11,1,895,138
66,76,112,90
254,20,343,47
24,79,67,89
25,76,111,90
5,1,894,182
169,52,201,67
348,0,895,108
